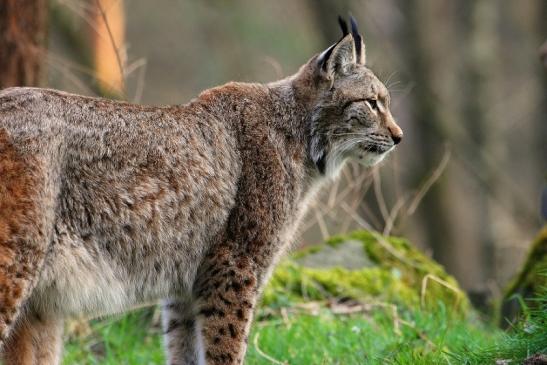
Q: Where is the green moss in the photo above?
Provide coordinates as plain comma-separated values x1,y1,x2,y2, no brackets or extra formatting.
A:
501,225,547,323
263,230,469,315
504,226,547,298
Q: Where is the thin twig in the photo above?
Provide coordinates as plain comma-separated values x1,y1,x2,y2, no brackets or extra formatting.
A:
341,190,362,233
407,146,451,215
314,209,330,241
373,168,390,224
361,202,384,231
56,0,103,34
127,59,147,103
327,178,340,208
369,231,421,270
391,154,403,206
340,202,373,230
382,194,408,236
45,56,94,95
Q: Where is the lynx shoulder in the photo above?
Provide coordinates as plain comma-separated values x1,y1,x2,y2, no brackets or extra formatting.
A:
0,17,401,365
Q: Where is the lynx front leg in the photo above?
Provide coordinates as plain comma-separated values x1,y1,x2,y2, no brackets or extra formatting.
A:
1,314,64,365
195,252,259,365
162,298,204,365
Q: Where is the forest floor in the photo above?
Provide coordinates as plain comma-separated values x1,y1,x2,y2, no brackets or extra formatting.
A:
62,292,546,365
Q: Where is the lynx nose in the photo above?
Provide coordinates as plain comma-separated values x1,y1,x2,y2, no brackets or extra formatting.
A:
388,124,403,145
385,113,403,145
392,133,403,145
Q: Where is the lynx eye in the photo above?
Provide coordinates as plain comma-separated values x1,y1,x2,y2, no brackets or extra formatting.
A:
367,99,378,111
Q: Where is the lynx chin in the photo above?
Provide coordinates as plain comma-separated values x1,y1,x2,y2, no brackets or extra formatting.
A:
0,16,402,365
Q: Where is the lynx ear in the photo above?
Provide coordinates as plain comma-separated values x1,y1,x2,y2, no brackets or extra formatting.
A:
318,35,356,78
317,16,366,79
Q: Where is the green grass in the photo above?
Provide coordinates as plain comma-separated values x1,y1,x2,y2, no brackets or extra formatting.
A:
246,305,495,365
59,304,501,365
63,310,164,365
63,293,546,365
448,291,547,365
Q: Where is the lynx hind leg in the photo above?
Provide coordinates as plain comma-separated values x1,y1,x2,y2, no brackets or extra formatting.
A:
1,314,64,365
195,252,259,365
162,298,205,365
0,132,57,347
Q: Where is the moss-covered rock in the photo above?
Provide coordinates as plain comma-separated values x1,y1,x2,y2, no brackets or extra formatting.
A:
501,225,547,325
263,230,469,316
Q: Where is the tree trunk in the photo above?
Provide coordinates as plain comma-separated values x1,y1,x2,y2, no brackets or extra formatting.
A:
90,0,126,96
0,0,48,88
398,0,456,270
307,0,351,45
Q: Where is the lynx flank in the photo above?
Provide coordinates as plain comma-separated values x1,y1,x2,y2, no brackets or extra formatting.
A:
0,17,402,365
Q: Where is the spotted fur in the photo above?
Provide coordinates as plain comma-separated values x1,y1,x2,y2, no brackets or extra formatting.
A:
0,18,402,365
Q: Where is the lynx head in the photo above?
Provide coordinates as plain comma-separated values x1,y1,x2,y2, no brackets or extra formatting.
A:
294,16,403,177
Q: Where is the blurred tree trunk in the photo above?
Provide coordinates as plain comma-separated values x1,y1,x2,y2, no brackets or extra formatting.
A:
540,2,547,168
307,0,351,45
459,0,499,305
0,0,48,88
398,0,457,271
90,0,126,96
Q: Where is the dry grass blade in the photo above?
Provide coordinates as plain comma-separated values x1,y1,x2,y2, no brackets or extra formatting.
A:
399,318,437,349
420,274,464,310
253,333,288,365
373,302,402,336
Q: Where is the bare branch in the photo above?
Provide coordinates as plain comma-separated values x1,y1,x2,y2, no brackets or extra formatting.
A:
407,146,451,216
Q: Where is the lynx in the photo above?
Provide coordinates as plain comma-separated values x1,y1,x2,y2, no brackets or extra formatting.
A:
0,17,402,365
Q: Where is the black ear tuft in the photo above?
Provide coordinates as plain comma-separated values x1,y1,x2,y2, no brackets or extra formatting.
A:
350,15,363,64
349,15,360,38
319,43,337,72
338,16,349,37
